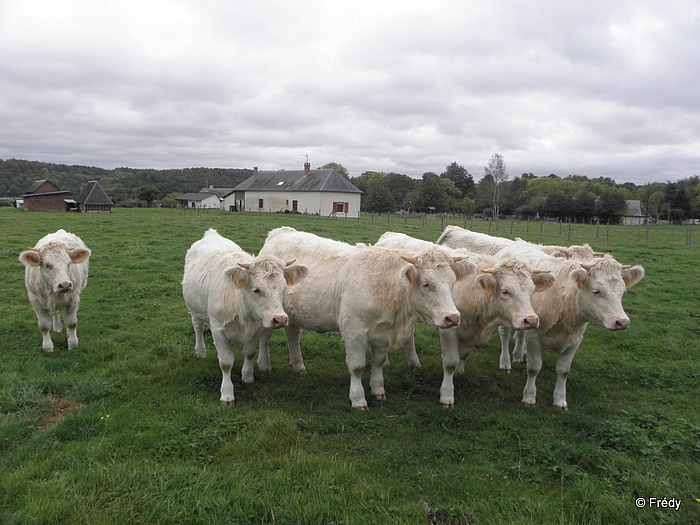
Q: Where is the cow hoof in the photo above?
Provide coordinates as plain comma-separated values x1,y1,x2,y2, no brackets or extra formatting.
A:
374,394,387,401
220,399,235,406
355,405,369,411
441,403,454,409
296,369,308,375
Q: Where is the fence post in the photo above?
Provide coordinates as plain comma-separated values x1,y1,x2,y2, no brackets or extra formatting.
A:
559,220,562,236
526,218,530,233
596,219,600,239
470,215,475,229
510,217,514,235
687,225,692,248
539,219,543,238
487,219,492,233
567,220,571,242
606,221,610,244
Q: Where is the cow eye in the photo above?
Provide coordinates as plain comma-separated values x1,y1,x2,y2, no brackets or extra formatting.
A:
252,287,262,295
592,289,602,296
44,263,53,270
422,281,432,291
501,289,510,297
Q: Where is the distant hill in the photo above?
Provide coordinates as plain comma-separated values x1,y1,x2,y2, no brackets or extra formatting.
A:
0,158,254,205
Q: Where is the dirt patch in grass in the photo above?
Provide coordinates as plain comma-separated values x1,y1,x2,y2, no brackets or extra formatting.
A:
41,398,86,428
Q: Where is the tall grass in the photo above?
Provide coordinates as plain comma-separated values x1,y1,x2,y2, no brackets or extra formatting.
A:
1,207,698,524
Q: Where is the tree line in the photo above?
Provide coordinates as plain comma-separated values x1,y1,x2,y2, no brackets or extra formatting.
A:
2,157,699,223
348,156,700,224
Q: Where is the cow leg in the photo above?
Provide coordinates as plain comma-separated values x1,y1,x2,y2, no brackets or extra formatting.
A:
498,325,512,372
284,322,307,374
369,345,388,400
403,327,421,367
512,330,527,363
190,314,207,358
522,334,542,405
456,339,471,375
256,328,273,372
552,334,583,409
32,306,54,352
211,327,235,404
241,341,257,384
439,328,460,406
64,301,79,350
344,332,369,409
52,312,62,332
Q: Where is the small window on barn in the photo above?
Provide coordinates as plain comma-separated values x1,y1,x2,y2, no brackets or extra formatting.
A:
277,181,285,186
258,199,264,209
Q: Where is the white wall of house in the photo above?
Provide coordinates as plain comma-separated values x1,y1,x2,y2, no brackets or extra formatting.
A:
243,191,360,216
221,194,237,211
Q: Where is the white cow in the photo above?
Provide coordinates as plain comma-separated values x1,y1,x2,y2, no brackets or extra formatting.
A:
258,227,475,409
182,229,308,404
376,232,555,405
19,229,91,352
501,252,644,408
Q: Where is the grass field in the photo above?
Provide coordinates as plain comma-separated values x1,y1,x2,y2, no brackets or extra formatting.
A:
1,207,698,524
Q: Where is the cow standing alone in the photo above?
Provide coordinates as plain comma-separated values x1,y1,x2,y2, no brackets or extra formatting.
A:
19,229,91,352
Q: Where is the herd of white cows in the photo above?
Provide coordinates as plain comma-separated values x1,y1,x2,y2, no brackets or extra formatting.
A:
20,225,644,411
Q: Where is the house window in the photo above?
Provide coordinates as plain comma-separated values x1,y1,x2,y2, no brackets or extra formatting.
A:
258,198,264,209
334,202,348,213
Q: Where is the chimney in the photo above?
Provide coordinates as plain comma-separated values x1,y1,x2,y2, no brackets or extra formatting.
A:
304,161,311,176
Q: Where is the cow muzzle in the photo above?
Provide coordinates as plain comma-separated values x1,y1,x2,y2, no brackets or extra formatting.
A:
439,313,460,328
55,281,73,293
517,315,540,329
270,314,289,328
610,317,630,331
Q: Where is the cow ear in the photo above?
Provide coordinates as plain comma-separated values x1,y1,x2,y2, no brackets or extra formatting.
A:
19,249,41,267
477,274,498,295
225,265,248,287
621,265,645,288
284,263,308,285
532,271,555,292
70,248,91,264
570,267,589,289
404,264,420,285
451,257,476,280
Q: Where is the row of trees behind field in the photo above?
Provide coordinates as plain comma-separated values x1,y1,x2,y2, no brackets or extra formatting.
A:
2,157,699,223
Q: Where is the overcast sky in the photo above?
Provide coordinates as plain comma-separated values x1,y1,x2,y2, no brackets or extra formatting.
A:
1,1,699,184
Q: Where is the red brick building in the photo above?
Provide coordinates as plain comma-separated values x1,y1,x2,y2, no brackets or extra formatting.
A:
22,180,71,211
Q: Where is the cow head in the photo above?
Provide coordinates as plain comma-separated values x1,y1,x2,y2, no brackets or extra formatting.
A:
401,248,475,328
477,259,554,330
571,256,644,330
20,242,91,293
225,257,308,329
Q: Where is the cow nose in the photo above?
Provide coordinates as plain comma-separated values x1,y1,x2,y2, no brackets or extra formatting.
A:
443,313,460,327
613,318,629,330
271,315,288,328
521,315,539,328
57,281,73,292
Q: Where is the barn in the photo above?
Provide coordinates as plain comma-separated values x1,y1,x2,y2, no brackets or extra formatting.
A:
198,187,237,211
22,180,71,212
231,163,362,216
74,180,114,212
623,200,649,225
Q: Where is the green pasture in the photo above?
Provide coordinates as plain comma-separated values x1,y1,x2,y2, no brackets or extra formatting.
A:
0,207,698,524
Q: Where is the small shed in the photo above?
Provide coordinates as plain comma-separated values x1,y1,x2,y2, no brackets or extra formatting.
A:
75,180,114,212
175,192,221,210
199,187,237,211
623,200,649,225
22,180,71,212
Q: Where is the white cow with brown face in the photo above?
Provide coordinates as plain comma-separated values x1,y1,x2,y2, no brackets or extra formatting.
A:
19,229,91,352
258,227,474,409
376,232,554,406
182,229,308,404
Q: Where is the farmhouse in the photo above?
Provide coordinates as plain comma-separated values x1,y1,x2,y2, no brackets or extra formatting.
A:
74,180,114,212
175,192,221,210
22,180,71,212
231,162,362,216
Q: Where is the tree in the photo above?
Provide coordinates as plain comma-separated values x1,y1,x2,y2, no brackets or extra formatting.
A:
441,162,474,199
321,162,349,179
137,185,160,207
595,188,628,224
484,153,508,219
365,173,396,213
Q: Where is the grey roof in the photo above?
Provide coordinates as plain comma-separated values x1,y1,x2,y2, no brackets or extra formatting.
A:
24,179,68,196
199,187,236,198
75,180,114,206
232,169,362,194
625,200,647,217
176,192,220,202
